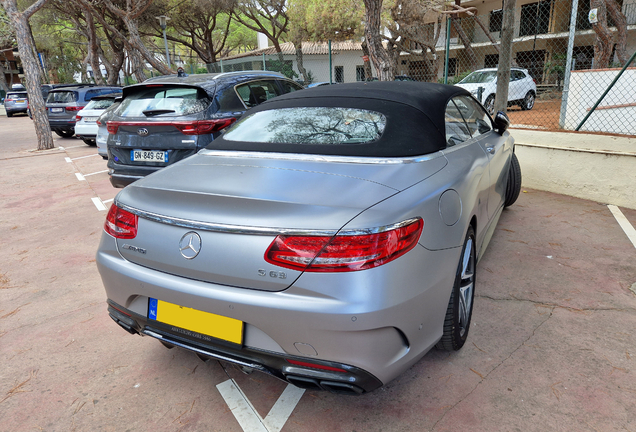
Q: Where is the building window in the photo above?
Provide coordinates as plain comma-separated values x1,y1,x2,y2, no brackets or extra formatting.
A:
356,65,366,81
484,54,499,69
519,1,551,37
489,9,503,33
447,58,457,76
335,66,344,83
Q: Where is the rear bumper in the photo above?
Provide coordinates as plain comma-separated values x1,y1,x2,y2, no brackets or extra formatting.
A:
48,119,76,131
107,300,382,394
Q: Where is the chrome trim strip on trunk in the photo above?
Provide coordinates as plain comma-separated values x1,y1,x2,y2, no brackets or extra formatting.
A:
116,201,422,237
198,149,442,165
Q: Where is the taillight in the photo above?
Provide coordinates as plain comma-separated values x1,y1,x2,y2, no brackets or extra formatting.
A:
107,121,119,134
104,204,138,239
173,118,236,135
265,218,423,272
96,120,102,126
65,106,83,111
105,119,236,136
76,115,82,121
5,98,13,102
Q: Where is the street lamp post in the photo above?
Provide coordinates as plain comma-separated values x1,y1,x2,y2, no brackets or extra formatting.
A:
156,15,171,68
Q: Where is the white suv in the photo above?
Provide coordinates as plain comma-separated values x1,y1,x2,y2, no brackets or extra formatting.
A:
455,68,537,115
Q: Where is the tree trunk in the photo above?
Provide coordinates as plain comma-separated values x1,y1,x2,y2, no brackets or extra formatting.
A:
606,0,628,65
452,17,478,70
495,0,516,114
361,41,374,81
293,42,308,83
0,58,10,93
1,0,54,150
590,0,613,69
123,15,173,75
470,13,500,53
85,8,106,85
363,0,394,81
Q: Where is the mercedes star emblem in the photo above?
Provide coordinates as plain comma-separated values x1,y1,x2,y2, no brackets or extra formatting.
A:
179,232,202,260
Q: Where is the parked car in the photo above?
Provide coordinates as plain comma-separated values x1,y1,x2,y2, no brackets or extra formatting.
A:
455,67,537,114
105,71,304,188
96,82,522,394
4,90,28,117
96,99,122,159
46,84,122,138
75,93,121,146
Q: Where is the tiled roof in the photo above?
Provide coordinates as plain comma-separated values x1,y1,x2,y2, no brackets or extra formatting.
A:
223,41,362,60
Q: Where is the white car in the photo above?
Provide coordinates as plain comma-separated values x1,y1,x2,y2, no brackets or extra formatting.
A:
75,93,120,146
455,68,537,115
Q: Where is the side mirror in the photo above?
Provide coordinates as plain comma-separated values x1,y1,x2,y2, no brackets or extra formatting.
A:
493,111,510,135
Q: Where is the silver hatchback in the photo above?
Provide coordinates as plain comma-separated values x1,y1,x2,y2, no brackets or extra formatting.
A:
4,91,28,117
96,82,522,394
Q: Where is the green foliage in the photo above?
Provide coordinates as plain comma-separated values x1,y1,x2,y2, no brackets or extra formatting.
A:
288,0,362,41
267,59,298,79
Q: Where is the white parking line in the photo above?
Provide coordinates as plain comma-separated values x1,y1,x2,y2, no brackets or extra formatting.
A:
69,154,100,161
608,205,636,249
75,173,85,181
83,169,108,177
216,379,304,432
91,197,107,211
65,157,72,163
102,198,114,204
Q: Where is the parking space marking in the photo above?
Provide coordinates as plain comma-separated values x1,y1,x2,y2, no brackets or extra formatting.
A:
608,205,636,249
75,173,85,181
216,379,304,432
92,197,107,212
83,169,108,177
69,154,100,161
65,157,72,163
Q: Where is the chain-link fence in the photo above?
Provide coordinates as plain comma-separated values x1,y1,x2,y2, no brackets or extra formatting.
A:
208,0,636,136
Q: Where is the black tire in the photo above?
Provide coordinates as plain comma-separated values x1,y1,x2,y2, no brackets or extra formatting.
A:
82,138,97,146
436,226,476,351
521,91,535,111
504,153,522,207
55,130,75,138
6,112,13,118
484,95,495,115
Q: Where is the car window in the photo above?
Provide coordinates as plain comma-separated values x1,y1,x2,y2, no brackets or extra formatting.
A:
444,100,472,147
85,88,120,101
115,86,211,117
47,91,77,103
6,93,27,99
235,81,282,108
223,107,386,144
452,96,492,139
84,99,115,110
459,71,497,84
278,80,303,94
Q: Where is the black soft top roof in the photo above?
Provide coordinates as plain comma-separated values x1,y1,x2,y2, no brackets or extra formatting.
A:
209,81,471,157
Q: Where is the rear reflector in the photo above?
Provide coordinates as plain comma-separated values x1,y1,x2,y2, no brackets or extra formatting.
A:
104,204,138,239
265,218,423,272
106,118,236,135
286,359,347,373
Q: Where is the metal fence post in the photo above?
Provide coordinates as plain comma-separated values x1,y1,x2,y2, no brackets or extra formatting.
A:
444,17,451,84
262,53,266,71
329,40,333,84
559,0,578,128
220,59,224,73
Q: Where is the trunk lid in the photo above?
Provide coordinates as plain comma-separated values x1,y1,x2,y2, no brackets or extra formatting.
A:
114,152,447,291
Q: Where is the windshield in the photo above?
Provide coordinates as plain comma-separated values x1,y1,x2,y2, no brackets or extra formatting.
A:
222,107,387,145
116,86,210,117
459,71,497,84
47,91,77,103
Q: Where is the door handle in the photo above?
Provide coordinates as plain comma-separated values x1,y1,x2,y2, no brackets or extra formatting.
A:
486,146,495,154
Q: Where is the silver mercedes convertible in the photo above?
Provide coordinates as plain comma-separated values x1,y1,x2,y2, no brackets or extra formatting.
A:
96,82,521,395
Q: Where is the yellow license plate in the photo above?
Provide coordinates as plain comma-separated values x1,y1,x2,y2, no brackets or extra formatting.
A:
148,298,243,345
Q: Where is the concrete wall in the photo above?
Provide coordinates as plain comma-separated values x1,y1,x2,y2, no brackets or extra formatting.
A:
511,129,636,210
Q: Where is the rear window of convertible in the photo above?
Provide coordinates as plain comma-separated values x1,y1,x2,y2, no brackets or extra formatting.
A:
222,107,387,145
115,86,210,117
